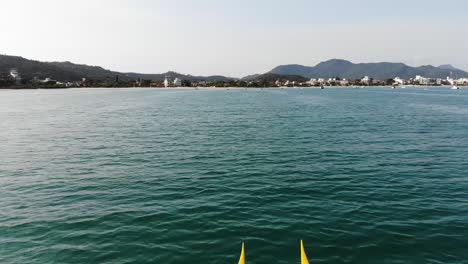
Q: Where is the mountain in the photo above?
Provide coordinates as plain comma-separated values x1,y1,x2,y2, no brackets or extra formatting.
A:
250,73,309,83
438,64,460,71
270,59,468,79
3,54,467,84
240,74,261,81
0,55,235,82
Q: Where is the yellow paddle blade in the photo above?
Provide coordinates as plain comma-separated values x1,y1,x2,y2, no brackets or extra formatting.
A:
238,242,246,264
301,240,310,264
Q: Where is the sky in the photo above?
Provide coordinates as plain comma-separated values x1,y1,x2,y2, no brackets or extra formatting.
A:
1,0,467,77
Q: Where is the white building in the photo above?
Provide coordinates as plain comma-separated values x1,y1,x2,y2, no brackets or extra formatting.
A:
308,79,318,86
164,77,170,88
173,78,182,87
10,69,19,79
361,76,371,85
340,79,349,86
41,77,56,84
393,77,404,85
9,69,22,85
455,78,468,85
415,75,430,85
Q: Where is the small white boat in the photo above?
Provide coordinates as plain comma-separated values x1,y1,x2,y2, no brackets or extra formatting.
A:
451,86,460,90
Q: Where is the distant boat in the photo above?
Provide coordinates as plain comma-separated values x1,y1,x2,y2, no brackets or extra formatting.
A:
320,85,324,89
451,86,460,90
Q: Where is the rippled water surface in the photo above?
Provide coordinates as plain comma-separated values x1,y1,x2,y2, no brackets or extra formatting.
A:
1,88,467,263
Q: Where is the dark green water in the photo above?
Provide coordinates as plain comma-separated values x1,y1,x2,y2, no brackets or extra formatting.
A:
1,88,467,264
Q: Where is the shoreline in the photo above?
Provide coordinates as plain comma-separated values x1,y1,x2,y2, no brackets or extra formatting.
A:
1,85,465,91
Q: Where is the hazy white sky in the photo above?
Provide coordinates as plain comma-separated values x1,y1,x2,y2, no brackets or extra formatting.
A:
1,0,467,77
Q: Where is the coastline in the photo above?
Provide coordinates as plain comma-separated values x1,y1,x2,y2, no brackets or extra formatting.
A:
1,85,465,91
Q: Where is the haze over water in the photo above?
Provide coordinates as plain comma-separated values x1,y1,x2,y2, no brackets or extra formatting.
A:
1,88,467,263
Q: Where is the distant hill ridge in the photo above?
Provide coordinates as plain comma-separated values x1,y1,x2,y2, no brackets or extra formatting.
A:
0,55,234,82
241,73,308,82
269,59,468,79
438,64,459,71
2,55,467,82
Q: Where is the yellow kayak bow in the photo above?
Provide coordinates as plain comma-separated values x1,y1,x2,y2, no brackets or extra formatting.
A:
238,242,245,264
236,241,310,264
301,240,310,264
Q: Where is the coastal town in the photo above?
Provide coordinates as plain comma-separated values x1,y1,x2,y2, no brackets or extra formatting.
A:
2,54,467,89
159,75,467,88
1,68,467,89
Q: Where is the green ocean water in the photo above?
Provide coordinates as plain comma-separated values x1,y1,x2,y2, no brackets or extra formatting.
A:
0,88,467,264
